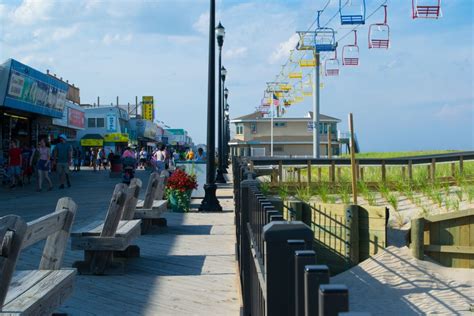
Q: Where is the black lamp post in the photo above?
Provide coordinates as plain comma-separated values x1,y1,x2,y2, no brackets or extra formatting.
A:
199,0,222,212
216,23,226,184
223,87,229,171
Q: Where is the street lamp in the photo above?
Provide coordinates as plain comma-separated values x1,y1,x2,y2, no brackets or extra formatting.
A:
199,0,222,212
216,23,227,184
223,87,229,170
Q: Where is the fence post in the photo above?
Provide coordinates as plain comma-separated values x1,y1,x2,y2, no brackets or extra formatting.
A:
330,162,336,184
408,160,413,182
304,265,330,316
307,160,312,184
431,158,436,183
240,173,258,315
451,162,456,178
287,240,307,316
318,167,322,182
294,250,317,316
346,205,359,266
411,217,424,260
381,160,386,183
319,284,349,316
401,166,406,180
263,222,313,316
460,155,464,175
278,161,283,184
360,166,364,181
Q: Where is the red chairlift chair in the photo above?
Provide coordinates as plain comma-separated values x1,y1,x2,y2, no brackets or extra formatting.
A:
342,30,359,66
412,0,441,19
368,5,390,49
325,49,340,76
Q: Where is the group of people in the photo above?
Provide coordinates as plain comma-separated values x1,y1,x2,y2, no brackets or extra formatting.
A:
133,146,206,172
83,147,114,171
2,134,73,191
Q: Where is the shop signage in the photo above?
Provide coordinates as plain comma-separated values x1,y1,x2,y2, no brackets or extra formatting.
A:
81,139,103,146
104,133,129,143
106,114,117,132
3,59,68,118
66,85,80,104
68,108,85,129
142,96,154,121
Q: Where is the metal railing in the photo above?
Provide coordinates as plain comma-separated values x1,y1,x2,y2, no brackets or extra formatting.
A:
233,157,368,316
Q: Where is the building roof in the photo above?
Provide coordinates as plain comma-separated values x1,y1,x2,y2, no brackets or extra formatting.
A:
229,136,338,145
231,111,340,123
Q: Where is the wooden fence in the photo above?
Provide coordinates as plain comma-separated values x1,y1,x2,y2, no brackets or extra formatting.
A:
411,209,474,268
248,151,474,185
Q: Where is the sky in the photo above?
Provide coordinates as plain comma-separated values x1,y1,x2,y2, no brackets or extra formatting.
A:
0,0,472,151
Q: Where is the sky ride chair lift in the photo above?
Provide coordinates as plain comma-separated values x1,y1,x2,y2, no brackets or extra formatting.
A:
339,0,366,25
325,49,340,76
342,30,360,66
368,5,390,49
412,0,442,19
313,11,337,52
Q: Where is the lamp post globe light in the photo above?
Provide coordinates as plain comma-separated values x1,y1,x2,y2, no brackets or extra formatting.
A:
216,24,227,184
220,66,228,174
199,0,222,212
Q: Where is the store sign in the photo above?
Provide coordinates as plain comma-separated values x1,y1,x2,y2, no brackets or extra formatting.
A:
68,108,85,129
104,133,129,143
66,85,80,104
81,139,103,146
4,59,68,118
142,96,154,121
106,114,117,132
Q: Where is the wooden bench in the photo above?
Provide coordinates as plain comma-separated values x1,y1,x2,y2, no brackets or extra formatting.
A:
134,172,168,232
0,198,77,315
71,183,141,275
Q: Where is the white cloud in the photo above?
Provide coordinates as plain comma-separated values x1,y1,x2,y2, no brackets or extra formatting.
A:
193,12,209,35
268,34,299,64
10,0,54,25
102,33,133,45
52,25,79,41
435,103,473,120
224,47,248,59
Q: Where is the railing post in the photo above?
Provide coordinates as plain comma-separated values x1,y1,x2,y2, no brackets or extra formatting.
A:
346,205,359,266
263,222,313,316
319,284,349,316
318,167,322,182
290,201,304,221
330,161,336,183
294,250,316,316
460,155,464,175
411,217,424,260
304,265,330,316
287,240,307,315
278,160,283,184
240,173,258,315
451,162,456,178
401,166,406,180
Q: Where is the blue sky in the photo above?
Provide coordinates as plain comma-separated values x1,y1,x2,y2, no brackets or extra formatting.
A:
0,0,472,151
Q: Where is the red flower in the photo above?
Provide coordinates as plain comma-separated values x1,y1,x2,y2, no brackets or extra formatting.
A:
166,169,198,192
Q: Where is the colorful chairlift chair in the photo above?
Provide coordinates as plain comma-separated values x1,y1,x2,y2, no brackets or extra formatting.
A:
314,11,337,52
325,49,340,76
368,5,390,49
339,0,366,25
412,0,441,19
342,30,360,66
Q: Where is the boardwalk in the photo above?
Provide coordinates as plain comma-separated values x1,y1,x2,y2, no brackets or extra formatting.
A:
0,169,241,315
333,244,474,315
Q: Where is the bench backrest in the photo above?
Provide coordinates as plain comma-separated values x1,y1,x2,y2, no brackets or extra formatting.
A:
101,183,128,237
143,173,160,209
122,178,143,220
0,215,27,307
0,197,77,307
155,170,169,201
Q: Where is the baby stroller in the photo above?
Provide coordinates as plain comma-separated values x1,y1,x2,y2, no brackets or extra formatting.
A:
122,156,136,185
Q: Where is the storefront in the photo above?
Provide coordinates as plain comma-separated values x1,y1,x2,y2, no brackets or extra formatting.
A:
103,133,129,155
51,101,85,146
129,118,161,152
0,59,68,157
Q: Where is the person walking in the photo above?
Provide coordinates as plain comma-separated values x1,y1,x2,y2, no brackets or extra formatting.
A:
153,145,166,173
195,147,206,161
91,147,97,171
54,134,72,189
8,140,22,188
139,147,147,169
36,139,53,192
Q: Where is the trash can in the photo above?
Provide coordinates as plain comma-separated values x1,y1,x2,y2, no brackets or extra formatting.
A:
109,155,122,178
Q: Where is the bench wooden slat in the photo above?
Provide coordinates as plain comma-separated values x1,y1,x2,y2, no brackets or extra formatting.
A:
2,269,75,315
134,201,168,219
136,199,167,210
22,210,69,250
71,220,141,251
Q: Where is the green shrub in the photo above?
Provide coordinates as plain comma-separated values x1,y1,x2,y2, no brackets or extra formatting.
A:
296,186,312,203
339,184,351,204
260,181,271,196
387,193,399,211
318,184,330,203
